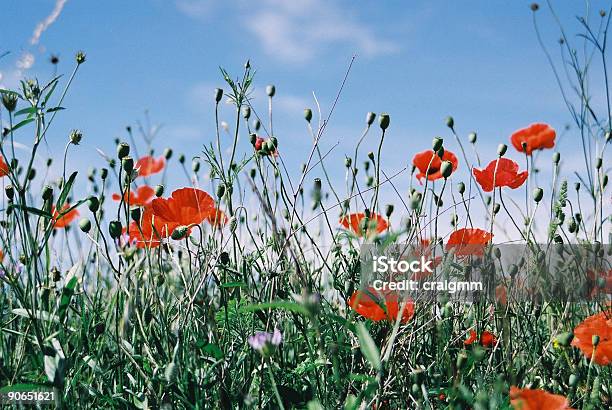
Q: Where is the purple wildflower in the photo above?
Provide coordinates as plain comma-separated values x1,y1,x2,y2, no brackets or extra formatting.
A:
248,328,282,355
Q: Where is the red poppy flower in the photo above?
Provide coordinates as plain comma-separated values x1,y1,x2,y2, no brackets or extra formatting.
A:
409,239,442,280
127,206,177,248
339,213,389,238
446,228,493,256
473,158,528,192
254,136,278,156
509,386,574,410
52,204,80,229
412,149,459,182
587,269,612,297
348,287,415,323
0,156,9,177
206,208,228,227
495,285,508,306
464,329,478,345
151,187,216,227
510,123,556,155
571,310,612,366
480,331,497,347
112,185,155,207
135,155,165,177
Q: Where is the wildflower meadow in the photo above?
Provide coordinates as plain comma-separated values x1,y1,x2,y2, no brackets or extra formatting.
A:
0,2,611,409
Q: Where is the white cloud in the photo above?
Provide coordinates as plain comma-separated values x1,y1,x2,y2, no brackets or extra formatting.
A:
176,0,398,63
31,0,69,45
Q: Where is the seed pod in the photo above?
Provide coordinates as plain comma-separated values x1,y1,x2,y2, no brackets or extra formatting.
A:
270,136,278,148
530,3,539,12
497,143,507,157
493,203,500,214
214,88,223,103
171,225,189,240
192,160,200,173
100,168,108,180
5,185,14,200
42,185,53,201
155,184,164,197
440,160,453,178
87,196,100,212
266,85,276,97
379,113,390,130
533,187,543,203
552,152,560,164
164,148,173,159
592,335,600,346
304,108,312,122
178,154,185,164
344,157,352,168
79,218,92,233
445,116,454,129
117,142,130,159
252,119,261,131
122,156,134,174
70,129,83,145
216,183,226,199
249,168,256,179
468,132,477,144
366,112,376,126
457,182,465,194
595,157,602,169
432,137,443,152
219,251,230,265
1,93,18,112
367,151,375,162
108,220,122,239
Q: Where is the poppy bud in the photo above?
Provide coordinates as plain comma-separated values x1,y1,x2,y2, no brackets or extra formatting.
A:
568,374,579,387
2,93,17,112
497,143,507,157
41,185,53,201
603,174,608,188
253,119,261,131
364,161,370,171
69,129,83,145
493,203,500,214
250,168,256,179
47,158,53,167
219,251,230,265
574,182,580,191
98,168,107,180
595,157,602,169
379,113,390,130
366,176,374,187
367,151,375,162
164,148,173,160
457,182,465,194
28,168,36,181
509,264,518,278
530,3,539,11
304,108,312,122
214,88,223,103
313,178,322,192
122,156,134,174
270,136,278,148
108,220,122,239
366,112,376,126
601,9,607,17
75,50,86,64
445,116,454,129
171,225,189,240
468,132,477,144
606,131,611,143
216,183,226,199
178,154,185,164
266,85,276,97
87,196,99,213
344,157,352,168
5,185,14,200
552,152,560,164
432,137,443,152
440,160,453,179
241,105,251,119
385,204,394,217
533,187,543,203
117,143,130,159
192,160,200,173
79,218,91,233
129,207,141,223
568,218,577,233
264,140,275,153
592,335,600,347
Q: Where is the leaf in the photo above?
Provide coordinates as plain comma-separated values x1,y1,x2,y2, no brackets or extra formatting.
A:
14,106,37,116
46,106,65,113
0,384,48,393
57,263,80,320
9,117,35,132
7,204,52,219
220,281,246,288
197,342,224,359
356,323,381,372
12,308,60,323
241,301,309,316
56,171,78,209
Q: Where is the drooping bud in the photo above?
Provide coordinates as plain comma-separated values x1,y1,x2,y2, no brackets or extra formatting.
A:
252,119,261,131
379,113,390,130
214,88,223,103
497,143,507,157
445,116,454,129
108,220,123,239
100,168,108,180
130,207,141,223
595,157,602,169
117,142,130,159
440,160,453,179
366,112,376,126
432,137,443,152
468,132,477,144
266,85,276,97
574,182,580,191
164,148,173,159
457,182,465,195
344,157,352,168
79,218,92,233
367,151,375,162
533,187,544,203
530,3,539,12
304,108,312,122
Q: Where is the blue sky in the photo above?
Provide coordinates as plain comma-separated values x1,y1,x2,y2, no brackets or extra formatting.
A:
0,0,610,235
